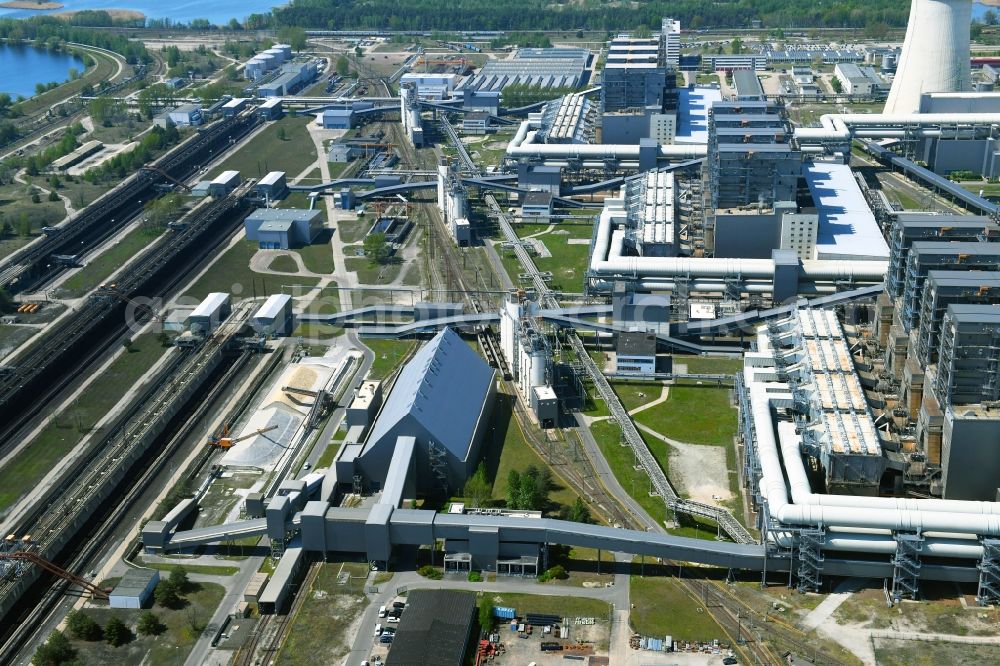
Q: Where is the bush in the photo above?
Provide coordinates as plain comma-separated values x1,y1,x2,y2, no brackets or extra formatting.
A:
417,565,442,580
48,190,59,201
467,571,482,582
33,631,76,666
538,565,568,582
137,610,164,636
66,610,102,641
103,616,131,647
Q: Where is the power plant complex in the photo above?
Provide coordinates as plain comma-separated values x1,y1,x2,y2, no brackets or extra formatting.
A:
5,1,1000,663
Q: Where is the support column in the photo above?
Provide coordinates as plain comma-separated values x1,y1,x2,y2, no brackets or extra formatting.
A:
977,538,1000,606
891,532,924,603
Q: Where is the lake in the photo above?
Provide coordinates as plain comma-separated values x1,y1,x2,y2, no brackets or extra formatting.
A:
0,43,84,99
0,0,287,25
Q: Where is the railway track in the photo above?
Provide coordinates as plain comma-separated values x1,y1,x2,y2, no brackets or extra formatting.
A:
0,178,255,454
0,339,256,662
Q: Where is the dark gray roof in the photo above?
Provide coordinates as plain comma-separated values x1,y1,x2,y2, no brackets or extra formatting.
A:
617,331,656,357
946,303,1000,324
385,590,476,666
522,191,553,207
365,327,495,462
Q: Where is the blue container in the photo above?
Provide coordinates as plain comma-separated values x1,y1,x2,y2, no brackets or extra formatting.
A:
494,606,516,620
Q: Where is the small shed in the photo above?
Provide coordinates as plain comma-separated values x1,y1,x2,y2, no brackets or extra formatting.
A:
251,293,294,336
209,170,242,197
259,98,283,120
188,292,232,335
109,568,159,609
255,171,288,201
222,97,249,117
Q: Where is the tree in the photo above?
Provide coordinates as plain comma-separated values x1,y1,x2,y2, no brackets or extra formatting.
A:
563,497,592,524
103,616,131,647
363,232,391,264
31,191,41,204
33,631,76,666
633,25,651,39
137,610,164,636
48,190,59,202
830,76,843,94
478,597,494,630
228,18,242,31
730,37,743,55
122,337,133,352
154,580,181,608
276,126,287,141
354,46,363,58
66,610,102,641
505,469,522,509
278,26,307,52
336,55,350,77
0,221,12,238
168,567,190,594
463,461,491,507
16,213,30,237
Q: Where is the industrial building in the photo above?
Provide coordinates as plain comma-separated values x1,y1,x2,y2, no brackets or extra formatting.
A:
461,48,589,93
354,327,496,495
709,101,800,210
733,70,765,101
258,62,318,97
259,98,283,121
244,208,323,249
109,568,159,609
209,170,241,198
166,104,203,127
251,294,293,337
398,73,458,100
803,162,889,261
222,97,248,117
385,590,476,666
616,331,657,375
520,191,553,222
834,63,887,96
187,292,231,335
255,171,288,201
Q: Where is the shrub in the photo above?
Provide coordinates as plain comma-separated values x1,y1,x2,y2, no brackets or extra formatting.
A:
417,565,442,580
66,610,102,641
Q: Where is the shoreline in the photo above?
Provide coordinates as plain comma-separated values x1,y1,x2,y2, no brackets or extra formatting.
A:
0,1,64,9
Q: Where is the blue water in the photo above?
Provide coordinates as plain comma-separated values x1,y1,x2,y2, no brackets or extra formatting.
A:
0,0,286,25
0,43,84,99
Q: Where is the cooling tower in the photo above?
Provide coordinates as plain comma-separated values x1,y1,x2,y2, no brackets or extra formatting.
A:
884,0,972,115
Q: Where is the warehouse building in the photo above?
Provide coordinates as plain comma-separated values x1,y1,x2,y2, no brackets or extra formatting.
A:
520,191,553,222
187,292,231,335
244,208,323,249
461,48,589,92
834,63,887,96
222,97,248,117
167,103,203,127
109,568,159,609
357,327,496,495
251,294,293,336
209,170,241,197
385,590,476,666
255,171,288,201
733,70,765,101
398,73,458,100
259,98,283,121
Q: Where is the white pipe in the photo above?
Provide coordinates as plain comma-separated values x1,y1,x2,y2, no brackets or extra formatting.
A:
750,381,1000,540
506,119,707,161
794,112,1000,146
589,209,888,282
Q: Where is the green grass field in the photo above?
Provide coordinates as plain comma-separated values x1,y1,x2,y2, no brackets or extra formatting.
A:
485,592,610,620
0,333,170,512
611,381,663,412
57,225,165,297
208,116,318,181
588,420,668,526
363,338,417,380
634,383,737,447
344,256,403,284
267,254,299,273
675,355,743,375
630,572,726,640
180,240,320,301
136,561,239,576
276,561,370,665
505,220,594,293
297,235,336,274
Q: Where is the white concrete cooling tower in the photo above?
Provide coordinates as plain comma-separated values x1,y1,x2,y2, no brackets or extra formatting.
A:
884,0,972,115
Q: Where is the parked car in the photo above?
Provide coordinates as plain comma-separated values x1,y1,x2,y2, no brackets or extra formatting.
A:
387,616,400,624
373,623,382,637
723,658,738,665
378,605,387,618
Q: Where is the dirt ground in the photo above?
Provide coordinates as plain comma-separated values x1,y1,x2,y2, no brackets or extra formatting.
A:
491,621,610,666
665,439,732,505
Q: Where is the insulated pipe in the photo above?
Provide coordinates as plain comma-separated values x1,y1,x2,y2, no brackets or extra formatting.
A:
750,380,1000,539
793,112,1000,145
506,119,707,160
589,211,888,282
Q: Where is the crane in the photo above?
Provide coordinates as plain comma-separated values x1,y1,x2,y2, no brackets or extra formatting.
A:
208,425,278,449
0,545,111,600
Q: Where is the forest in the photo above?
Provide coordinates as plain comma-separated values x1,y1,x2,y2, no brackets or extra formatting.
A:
270,0,910,32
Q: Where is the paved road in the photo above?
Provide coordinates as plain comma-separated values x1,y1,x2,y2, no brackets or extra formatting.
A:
573,413,664,532
185,557,264,666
